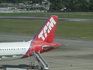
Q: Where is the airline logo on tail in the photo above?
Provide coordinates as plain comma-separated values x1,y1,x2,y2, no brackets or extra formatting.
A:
38,17,56,40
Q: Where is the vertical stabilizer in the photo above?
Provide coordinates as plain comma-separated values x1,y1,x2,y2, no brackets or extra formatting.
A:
32,15,58,43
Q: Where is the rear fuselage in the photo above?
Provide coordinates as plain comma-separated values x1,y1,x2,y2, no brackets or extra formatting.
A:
0,41,30,60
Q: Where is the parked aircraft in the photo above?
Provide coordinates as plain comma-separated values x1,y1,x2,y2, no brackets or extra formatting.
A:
0,15,61,70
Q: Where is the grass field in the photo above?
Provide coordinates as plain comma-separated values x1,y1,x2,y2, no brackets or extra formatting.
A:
0,19,93,39
0,12,93,19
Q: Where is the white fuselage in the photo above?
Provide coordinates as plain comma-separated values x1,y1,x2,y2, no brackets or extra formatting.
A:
0,41,31,60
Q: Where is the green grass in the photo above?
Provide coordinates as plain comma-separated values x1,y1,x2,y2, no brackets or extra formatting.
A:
0,19,44,34
0,19,93,39
57,21,93,39
0,12,93,19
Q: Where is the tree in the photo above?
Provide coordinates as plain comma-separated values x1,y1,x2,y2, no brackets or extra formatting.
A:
31,0,43,4
89,0,93,11
62,0,75,9
0,0,6,3
49,0,90,12
73,0,89,11
0,0,26,3
49,0,64,11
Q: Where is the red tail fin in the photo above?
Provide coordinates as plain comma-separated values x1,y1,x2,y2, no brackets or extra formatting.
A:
23,16,59,57
32,15,58,43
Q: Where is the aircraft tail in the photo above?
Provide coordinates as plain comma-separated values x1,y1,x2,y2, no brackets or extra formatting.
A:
24,15,60,57
32,15,58,43
24,15,60,69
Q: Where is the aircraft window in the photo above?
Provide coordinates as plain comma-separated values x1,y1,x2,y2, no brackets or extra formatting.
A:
1,49,5,50
22,48,24,50
0,48,25,51
24,48,26,50
0,49,3,50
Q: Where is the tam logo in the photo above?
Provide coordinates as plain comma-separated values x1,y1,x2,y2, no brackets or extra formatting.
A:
38,17,56,40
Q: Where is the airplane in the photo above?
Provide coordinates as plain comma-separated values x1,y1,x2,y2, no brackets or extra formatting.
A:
0,15,61,70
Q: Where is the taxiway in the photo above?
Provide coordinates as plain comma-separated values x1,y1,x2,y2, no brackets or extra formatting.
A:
0,33,93,70
0,16,93,22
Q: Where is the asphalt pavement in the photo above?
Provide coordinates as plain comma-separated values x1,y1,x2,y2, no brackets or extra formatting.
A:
0,16,93,22
0,33,93,70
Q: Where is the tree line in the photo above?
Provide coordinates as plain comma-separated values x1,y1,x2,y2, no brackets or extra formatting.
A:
49,0,93,12
0,0,93,12
0,0,43,3
0,0,24,3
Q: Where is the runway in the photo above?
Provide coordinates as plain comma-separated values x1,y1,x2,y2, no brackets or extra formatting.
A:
0,33,93,70
0,16,93,22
